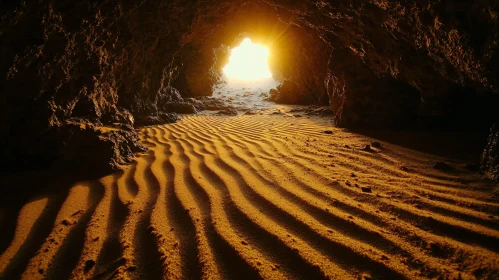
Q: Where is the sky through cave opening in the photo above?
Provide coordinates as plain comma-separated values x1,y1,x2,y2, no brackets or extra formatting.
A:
215,38,279,108
223,38,272,80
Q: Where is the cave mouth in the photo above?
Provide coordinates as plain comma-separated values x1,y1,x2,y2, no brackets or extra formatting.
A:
223,38,272,81
214,37,280,106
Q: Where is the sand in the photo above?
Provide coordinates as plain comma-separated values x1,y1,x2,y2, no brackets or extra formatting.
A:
1,113,499,279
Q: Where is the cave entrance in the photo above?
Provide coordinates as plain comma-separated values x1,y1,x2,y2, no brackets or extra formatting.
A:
215,38,279,108
223,38,272,80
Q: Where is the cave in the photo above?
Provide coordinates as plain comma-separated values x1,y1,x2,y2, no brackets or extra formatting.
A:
1,0,499,279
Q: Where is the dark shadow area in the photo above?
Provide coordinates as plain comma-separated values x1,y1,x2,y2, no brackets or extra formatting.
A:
352,128,488,162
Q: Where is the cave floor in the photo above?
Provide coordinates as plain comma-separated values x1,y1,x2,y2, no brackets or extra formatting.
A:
1,111,499,279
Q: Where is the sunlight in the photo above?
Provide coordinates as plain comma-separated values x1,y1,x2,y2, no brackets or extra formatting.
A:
223,38,272,80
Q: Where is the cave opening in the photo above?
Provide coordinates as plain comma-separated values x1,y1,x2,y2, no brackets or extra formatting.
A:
223,38,272,81
214,37,280,107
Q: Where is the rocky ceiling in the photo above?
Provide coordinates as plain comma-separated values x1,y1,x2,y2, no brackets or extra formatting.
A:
1,0,498,175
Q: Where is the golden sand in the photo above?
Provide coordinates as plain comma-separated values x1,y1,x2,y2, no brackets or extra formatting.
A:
1,114,499,279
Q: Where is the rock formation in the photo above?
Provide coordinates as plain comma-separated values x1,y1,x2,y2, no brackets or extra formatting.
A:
482,124,499,181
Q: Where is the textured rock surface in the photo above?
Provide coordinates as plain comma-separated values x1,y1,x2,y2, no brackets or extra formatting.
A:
482,124,499,181
1,0,499,172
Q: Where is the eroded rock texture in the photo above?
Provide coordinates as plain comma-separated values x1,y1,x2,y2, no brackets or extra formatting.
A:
1,0,499,175
482,124,499,181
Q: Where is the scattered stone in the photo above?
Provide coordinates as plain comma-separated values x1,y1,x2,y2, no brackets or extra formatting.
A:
400,166,410,172
371,141,382,148
241,240,248,245
361,186,372,193
360,145,373,152
217,108,238,116
433,161,453,171
84,260,96,272
481,123,499,181
184,98,206,111
322,130,333,134
244,110,257,115
294,114,302,117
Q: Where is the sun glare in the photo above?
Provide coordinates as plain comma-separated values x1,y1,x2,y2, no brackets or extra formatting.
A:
223,38,272,80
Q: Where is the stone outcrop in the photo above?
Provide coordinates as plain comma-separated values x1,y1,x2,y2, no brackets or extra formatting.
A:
482,124,499,181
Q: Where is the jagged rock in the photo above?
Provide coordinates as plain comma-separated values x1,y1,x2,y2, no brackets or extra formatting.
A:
217,108,238,116
185,98,207,111
53,121,147,176
360,145,373,152
482,124,499,181
136,113,180,126
163,102,198,114
158,113,181,123
196,97,232,111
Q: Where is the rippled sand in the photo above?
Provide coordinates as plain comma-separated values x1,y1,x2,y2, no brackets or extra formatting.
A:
1,114,499,279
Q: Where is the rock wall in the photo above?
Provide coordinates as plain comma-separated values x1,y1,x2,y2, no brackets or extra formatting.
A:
263,0,499,127
482,124,499,181
1,0,499,176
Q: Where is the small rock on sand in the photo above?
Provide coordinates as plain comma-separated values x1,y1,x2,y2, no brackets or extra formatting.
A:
371,141,382,148
84,260,95,272
360,145,373,152
361,186,372,193
217,108,238,116
322,130,333,134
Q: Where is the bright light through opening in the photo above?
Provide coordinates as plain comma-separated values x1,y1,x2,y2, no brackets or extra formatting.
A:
223,38,272,80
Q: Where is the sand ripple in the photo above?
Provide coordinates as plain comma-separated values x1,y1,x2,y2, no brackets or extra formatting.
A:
1,115,499,279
